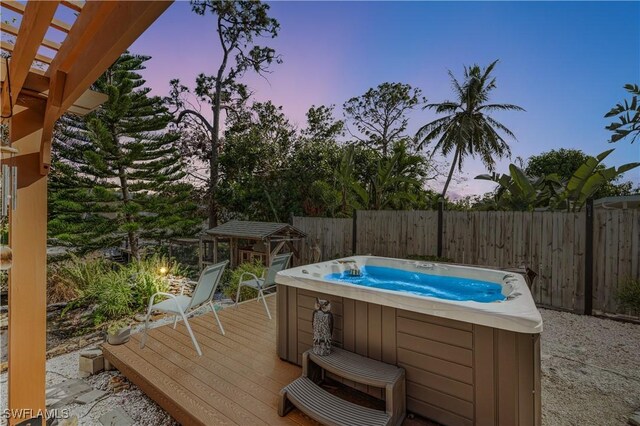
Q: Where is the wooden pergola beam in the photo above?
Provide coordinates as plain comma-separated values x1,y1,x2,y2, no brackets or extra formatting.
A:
1,41,54,65
0,1,60,117
54,1,172,112
1,1,72,33
1,23,63,51
39,0,173,174
61,0,84,13
45,1,119,76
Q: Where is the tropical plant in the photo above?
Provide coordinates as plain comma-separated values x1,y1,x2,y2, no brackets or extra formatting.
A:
91,269,133,324
49,256,112,300
525,149,636,199
344,82,425,157
415,60,524,198
125,255,177,309
556,149,639,211
605,83,640,144
476,165,562,211
352,142,430,210
168,0,281,228
334,145,359,214
477,149,640,211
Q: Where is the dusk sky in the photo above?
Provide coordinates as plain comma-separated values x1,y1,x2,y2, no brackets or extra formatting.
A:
128,1,640,198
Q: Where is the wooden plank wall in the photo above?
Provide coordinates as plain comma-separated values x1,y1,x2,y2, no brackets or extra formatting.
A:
277,286,541,426
593,209,640,315
356,210,438,258
292,217,353,265
442,211,585,312
292,209,639,317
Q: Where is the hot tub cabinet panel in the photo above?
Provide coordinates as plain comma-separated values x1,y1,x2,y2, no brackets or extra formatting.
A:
276,285,541,426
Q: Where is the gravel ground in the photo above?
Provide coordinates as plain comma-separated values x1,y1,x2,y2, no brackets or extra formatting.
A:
0,348,177,426
1,307,638,425
540,308,640,426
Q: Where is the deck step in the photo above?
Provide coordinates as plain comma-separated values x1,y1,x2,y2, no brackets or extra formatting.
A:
279,376,391,426
307,347,404,388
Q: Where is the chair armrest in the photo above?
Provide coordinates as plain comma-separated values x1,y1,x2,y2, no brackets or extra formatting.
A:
148,292,181,310
239,272,262,286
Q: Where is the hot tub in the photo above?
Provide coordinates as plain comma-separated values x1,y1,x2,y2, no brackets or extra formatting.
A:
276,256,542,426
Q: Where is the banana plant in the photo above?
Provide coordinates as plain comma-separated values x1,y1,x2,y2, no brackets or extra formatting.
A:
477,149,639,211
555,149,639,211
476,165,561,210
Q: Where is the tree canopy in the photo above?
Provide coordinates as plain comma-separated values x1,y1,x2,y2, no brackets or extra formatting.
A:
49,53,200,257
605,83,640,144
415,60,524,198
168,0,281,228
344,82,424,157
525,148,636,199
476,149,639,211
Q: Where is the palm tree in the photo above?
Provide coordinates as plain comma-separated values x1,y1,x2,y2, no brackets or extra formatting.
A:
415,60,524,198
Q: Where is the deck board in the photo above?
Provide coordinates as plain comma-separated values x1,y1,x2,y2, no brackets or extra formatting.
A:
103,294,317,426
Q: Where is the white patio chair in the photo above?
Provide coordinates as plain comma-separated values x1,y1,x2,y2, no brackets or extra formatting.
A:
140,260,228,356
235,252,292,320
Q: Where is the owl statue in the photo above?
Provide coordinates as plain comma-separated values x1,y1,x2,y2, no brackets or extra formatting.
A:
312,298,333,356
310,239,322,263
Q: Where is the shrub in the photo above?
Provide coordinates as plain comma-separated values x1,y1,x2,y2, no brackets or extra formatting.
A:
618,277,640,315
125,255,177,310
223,260,266,302
48,255,112,304
55,254,183,325
91,269,132,325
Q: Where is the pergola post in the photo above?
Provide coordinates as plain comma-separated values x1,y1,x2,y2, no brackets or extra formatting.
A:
1,2,173,424
6,100,48,426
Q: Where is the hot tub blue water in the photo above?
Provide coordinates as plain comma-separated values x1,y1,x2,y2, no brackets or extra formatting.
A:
325,266,506,302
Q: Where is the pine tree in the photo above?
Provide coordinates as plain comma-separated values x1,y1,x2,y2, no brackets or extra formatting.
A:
49,53,201,258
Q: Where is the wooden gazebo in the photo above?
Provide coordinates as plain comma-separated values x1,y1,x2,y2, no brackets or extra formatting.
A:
0,2,171,424
200,220,307,269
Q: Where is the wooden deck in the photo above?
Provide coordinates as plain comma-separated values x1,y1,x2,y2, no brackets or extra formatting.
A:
103,294,317,425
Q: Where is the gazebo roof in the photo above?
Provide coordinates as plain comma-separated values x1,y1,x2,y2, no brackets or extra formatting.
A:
205,220,306,240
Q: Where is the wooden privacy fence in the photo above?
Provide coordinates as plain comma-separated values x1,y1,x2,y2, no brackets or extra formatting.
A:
292,209,640,318
293,216,353,265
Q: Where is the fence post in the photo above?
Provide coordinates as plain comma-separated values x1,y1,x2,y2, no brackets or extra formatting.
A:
352,210,358,255
584,198,594,315
437,200,444,258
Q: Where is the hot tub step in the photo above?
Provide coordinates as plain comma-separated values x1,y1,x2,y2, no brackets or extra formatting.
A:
305,347,404,388
278,376,392,426
303,347,406,426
